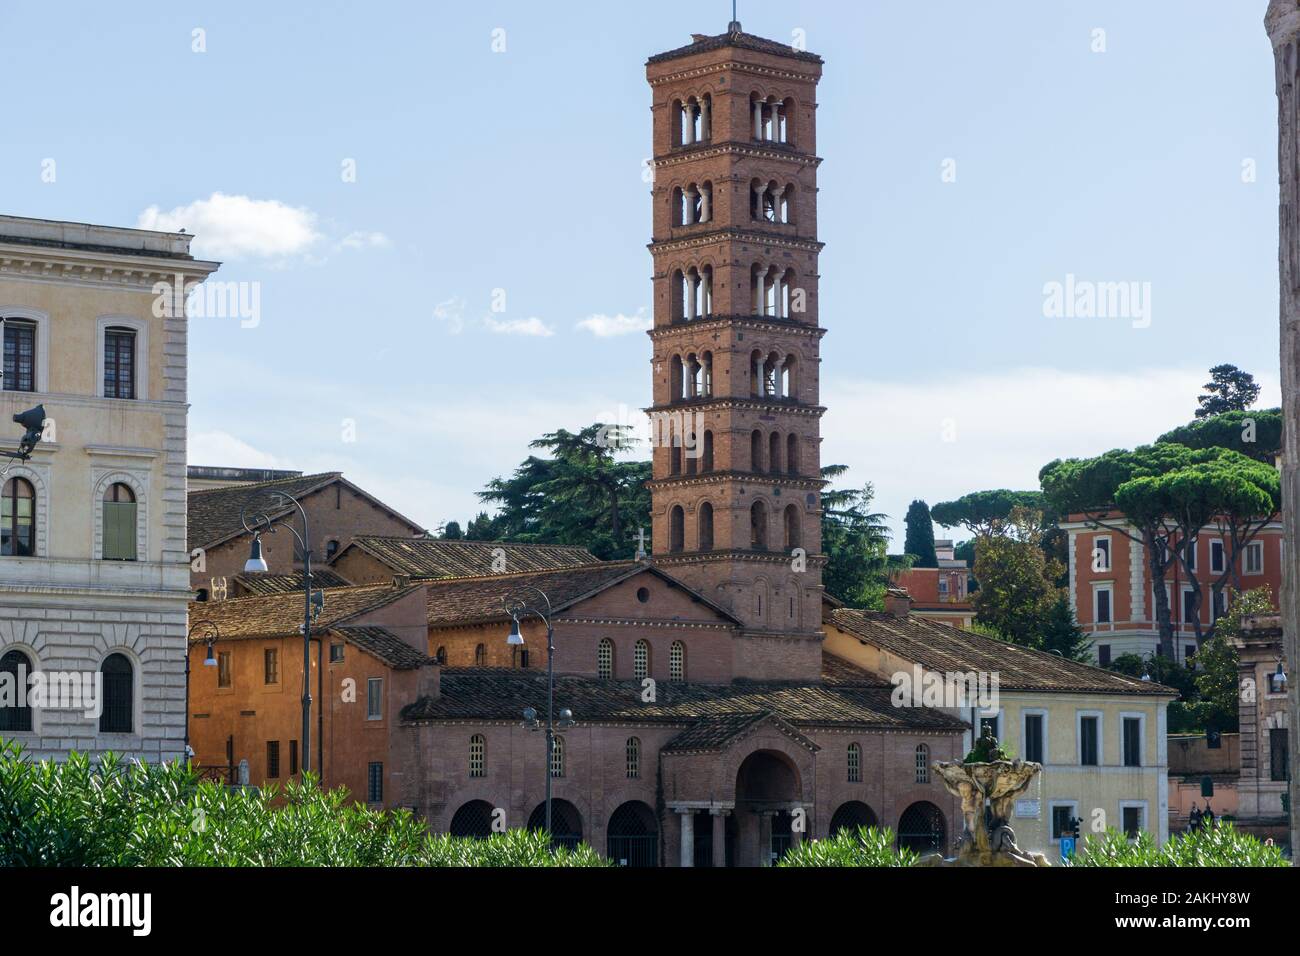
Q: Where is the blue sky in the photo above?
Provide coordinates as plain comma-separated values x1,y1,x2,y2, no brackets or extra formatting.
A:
0,0,1284,544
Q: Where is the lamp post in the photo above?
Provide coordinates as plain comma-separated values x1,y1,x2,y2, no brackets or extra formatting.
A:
503,586,574,836
240,493,321,776
184,619,220,759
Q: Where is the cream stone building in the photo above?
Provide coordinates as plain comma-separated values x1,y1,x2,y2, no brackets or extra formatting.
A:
825,595,1178,853
0,215,219,760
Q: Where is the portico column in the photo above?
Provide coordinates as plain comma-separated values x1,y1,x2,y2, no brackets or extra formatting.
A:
699,187,710,223
678,809,694,867
684,187,697,225
702,271,712,315
711,809,727,868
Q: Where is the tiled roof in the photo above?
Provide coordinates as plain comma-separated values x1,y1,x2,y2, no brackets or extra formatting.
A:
647,28,822,65
820,653,890,688
187,472,340,550
234,569,352,595
342,535,598,579
829,608,1177,696
424,561,740,628
661,712,818,754
187,583,420,641
401,669,968,733
333,625,432,670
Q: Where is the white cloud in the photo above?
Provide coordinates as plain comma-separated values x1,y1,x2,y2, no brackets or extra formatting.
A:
822,366,1281,543
433,296,467,334
484,315,555,337
138,193,322,260
189,430,289,469
337,230,392,250
576,310,651,337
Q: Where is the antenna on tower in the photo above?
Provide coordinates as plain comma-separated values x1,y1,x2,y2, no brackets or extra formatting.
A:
728,0,741,33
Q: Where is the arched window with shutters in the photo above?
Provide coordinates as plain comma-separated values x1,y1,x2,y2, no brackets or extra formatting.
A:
550,735,565,778
915,744,930,783
669,641,685,682
626,737,640,779
598,638,614,678
847,742,862,783
1,477,35,556
0,649,33,732
474,643,487,667
469,734,485,778
634,639,649,680
99,652,133,734
101,483,137,561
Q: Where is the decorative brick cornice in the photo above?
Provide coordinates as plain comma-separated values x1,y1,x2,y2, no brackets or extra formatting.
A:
644,397,826,418
649,228,824,255
651,549,828,569
644,469,826,491
649,314,826,339
652,140,821,170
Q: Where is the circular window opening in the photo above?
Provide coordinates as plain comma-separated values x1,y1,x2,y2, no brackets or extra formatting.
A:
636,587,650,603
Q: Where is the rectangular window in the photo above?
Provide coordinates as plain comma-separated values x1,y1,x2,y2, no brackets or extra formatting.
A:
263,648,278,685
1122,717,1141,767
1182,589,1198,626
1024,713,1044,764
266,740,280,779
1080,716,1099,766
329,643,344,663
367,677,383,720
1271,729,1290,782
1122,806,1144,839
368,762,383,802
2,320,36,392
289,739,299,777
103,328,136,399
1245,541,1264,575
1095,587,1112,625
1212,589,1227,622
1210,540,1225,574
1097,644,1111,667
1051,805,1076,840
217,651,232,689
1093,536,1111,571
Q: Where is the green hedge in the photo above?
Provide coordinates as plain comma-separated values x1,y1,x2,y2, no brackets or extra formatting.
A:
0,743,607,867
777,826,918,867
1069,824,1287,867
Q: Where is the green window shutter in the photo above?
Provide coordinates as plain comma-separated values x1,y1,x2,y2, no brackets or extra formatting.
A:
103,501,137,560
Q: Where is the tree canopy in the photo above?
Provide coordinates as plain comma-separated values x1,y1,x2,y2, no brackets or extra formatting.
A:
931,489,1048,537
1195,363,1261,419
1157,407,1281,463
473,424,651,559
903,500,938,568
821,465,900,608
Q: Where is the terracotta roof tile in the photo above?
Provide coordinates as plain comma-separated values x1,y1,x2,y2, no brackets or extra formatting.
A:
187,472,341,550
333,625,432,670
401,669,968,733
234,569,352,595
342,535,598,579
830,608,1177,696
647,29,822,65
187,583,419,641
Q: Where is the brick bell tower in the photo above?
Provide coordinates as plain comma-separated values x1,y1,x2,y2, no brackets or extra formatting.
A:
644,23,827,681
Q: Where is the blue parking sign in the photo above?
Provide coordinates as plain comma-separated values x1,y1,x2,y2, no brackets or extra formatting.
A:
1060,836,1076,861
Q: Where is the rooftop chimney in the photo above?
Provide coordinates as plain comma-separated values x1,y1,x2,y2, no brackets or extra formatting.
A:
884,587,912,619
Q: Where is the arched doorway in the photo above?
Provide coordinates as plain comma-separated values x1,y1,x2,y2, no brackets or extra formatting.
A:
606,800,658,867
829,800,878,837
733,749,801,867
897,801,946,854
527,799,583,851
449,800,495,839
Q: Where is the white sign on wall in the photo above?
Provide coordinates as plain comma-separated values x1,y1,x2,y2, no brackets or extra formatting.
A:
1014,799,1041,819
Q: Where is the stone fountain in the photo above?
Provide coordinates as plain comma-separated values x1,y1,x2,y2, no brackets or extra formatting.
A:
922,728,1051,867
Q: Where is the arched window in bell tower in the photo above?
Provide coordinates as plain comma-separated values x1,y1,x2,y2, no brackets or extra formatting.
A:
702,430,714,472
700,350,713,395
786,433,799,476
669,505,685,553
750,500,769,551
698,501,714,551
750,430,763,472
781,353,797,399
768,432,782,474
784,504,802,551
669,354,684,401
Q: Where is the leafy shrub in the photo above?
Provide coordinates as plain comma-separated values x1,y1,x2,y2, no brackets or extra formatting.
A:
1069,823,1287,868
777,826,918,867
0,743,607,867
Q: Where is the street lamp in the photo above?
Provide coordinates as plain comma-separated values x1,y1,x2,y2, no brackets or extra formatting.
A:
503,586,575,837
185,619,220,759
240,492,321,777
